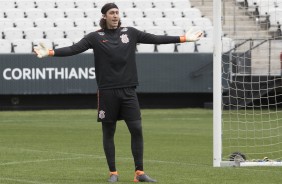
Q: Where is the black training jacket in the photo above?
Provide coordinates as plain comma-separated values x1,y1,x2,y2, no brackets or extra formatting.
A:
53,27,181,89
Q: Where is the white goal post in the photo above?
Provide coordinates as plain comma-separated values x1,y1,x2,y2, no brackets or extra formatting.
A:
213,0,282,167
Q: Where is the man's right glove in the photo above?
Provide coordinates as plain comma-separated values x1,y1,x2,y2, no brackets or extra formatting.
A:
33,43,54,58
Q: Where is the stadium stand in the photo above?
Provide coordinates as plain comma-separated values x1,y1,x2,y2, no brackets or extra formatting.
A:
163,8,183,19
13,39,33,53
133,18,154,28
153,0,173,10
74,0,95,9
5,9,24,19
34,18,54,29
196,37,213,52
36,0,56,10
173,0,192,9
177,42,195,52
32,38,53,49
0,0,235,54
25,8,45,20
133,0,153,10
53,38,73,49
14,18,34,29
74,18,96,29
157,43,176,52
44,27,65,40
45,8,65,19
3,27,23,40
165,26,185,36
0,1,16,9
137,43,155,52
0,18,14,32
54,18,75,28
144,8,163,19
0,39,12,53
24,27,44,40
65,28,85,41
56,0,76,10
120,18,135,27
153,18,174,27
115,0,134,9
16,0,36,11
65,8,85,19
124,8,144,18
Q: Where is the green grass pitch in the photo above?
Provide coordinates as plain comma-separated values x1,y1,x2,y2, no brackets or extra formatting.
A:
0,109,281,184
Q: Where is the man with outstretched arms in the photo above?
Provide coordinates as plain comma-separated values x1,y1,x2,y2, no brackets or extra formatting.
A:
34,3,202,183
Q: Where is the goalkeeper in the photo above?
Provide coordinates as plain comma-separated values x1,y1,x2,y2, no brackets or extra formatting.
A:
34,3,202,183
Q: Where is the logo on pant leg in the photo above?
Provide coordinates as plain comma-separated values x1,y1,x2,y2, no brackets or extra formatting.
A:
99,110,105,119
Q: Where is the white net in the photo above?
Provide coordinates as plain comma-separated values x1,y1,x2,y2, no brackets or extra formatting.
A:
221,0,282,164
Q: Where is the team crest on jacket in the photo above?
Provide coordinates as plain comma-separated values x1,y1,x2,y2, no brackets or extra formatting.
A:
120,34,129,43
99,110,105,119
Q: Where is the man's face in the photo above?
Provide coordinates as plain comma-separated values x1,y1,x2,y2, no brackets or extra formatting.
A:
104,8,120,29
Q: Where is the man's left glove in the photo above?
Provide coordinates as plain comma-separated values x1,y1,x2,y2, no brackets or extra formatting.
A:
184,27,203,42
33,43,54,58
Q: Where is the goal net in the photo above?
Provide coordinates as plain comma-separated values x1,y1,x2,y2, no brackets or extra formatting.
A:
213,0,282,167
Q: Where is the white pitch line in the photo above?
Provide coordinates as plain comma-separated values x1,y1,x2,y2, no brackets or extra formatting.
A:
0,177,55,184
0,156,93,166
1,147,280,174
0,147,206,167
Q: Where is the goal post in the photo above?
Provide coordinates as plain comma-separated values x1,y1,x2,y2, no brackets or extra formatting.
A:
213,0,222,167
213,0,282,167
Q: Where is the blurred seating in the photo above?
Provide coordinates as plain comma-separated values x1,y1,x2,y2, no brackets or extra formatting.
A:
74,18,95,29
53,38,73,49
3,28,23,40
45,8,65,19
13,39,33,53
44,27,65,40
0,18,14,32
196,38,213,52
157,44,176,53
0,0,220,53
14,18,34,29
133,0,153,10
16,0,36,11
25,8,45,20
33,38,53,49
34,18,54,29
144,8,163,19
5,9,24,19
153,0,173,10
56,0,76,10
54,18,74,28
165,26,184,36
137,43,155,52
36,0,56,10
153,18,174,27
0,1,16,9
177,42,195,53
65,8,85,19
74,0,95,9
173,0,192,10
0,39,12,53
65,28,85,42
24,27,44,40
